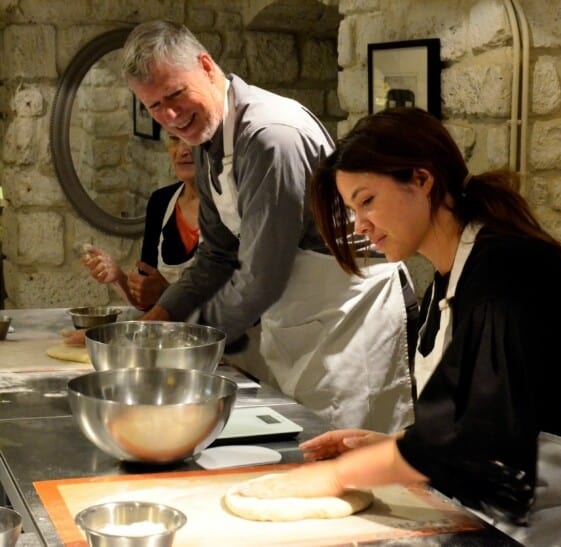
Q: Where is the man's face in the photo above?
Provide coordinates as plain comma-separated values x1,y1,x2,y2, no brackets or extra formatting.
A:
129,54,223,146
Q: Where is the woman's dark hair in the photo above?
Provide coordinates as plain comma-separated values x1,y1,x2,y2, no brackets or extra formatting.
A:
311,107,560,275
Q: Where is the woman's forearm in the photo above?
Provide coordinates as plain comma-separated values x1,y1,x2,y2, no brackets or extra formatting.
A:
334,438,427,490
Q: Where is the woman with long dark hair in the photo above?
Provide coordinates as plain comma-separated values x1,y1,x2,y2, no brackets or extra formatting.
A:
237,107,561,545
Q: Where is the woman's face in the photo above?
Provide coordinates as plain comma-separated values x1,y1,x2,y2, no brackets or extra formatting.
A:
167,135,195,183
336,169,433,262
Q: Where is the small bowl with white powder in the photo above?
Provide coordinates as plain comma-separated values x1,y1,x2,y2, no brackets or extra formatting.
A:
75,501,186,546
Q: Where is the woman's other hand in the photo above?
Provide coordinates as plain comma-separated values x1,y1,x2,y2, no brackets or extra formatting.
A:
299,429,390,461
80,247,123,284
127,261,170,309
235,461,343,499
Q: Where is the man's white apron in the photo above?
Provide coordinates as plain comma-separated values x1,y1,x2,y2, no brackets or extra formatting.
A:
209,82,414,432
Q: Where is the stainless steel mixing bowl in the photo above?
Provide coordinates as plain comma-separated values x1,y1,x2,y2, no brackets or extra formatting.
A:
75,501,186,547
0,507,22,547
68,306,122,329
67,367,237,463
85,321,226,373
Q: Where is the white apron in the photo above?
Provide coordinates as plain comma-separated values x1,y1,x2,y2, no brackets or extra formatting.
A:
157,182,193,284
210,81,414,432
415,222,561,546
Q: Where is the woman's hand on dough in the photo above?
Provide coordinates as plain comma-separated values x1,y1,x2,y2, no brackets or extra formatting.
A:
127,261,169,309
300,429,390,461
60,328,86,346
236,461,344,499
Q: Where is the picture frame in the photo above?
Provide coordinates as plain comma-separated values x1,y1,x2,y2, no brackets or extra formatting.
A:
132,95,161,140
368,38,441,118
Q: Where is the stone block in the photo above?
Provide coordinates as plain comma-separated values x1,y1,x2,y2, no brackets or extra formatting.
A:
337,17,354,68
354,13,390,66
84,0,181,23
223,30,244,58
524,1,561,49
441,52,511,117
198,32,222,59
1,0,89,23
530,119,561,169
220,57,249,80
339,0,384,14
17,211,64,266
327,89,347,118
468,0,510,52
83,111,129,138
3,117,37,165
270,88,325,117
338,67,368,114
532,56,561,115
245,32,298,84
186,5,216,30
487,124,509,168
5,25,56,79
529,175,552,208
2,167,65,207
57,26,116,74
11,87,44,117
444,122,476,161
301,38,337,81
15,269,111,308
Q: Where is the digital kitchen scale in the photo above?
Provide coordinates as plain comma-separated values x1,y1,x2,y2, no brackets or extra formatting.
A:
212,406,303,445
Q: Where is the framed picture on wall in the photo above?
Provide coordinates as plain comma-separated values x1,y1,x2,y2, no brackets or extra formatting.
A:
133,95,161,140
368,38,441,118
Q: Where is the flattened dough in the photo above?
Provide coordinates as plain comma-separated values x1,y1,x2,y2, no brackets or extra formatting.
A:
224,474,374,521
46,344,91,364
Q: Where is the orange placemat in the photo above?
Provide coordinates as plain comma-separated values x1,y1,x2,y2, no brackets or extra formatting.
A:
34,464,482,547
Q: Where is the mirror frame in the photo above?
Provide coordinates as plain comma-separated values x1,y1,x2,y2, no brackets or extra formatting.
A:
50,27,147,237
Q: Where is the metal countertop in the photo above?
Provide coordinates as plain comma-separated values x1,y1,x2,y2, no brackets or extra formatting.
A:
0,308,521,546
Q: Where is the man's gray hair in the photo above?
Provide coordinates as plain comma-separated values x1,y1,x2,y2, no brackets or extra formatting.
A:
122,20,209,81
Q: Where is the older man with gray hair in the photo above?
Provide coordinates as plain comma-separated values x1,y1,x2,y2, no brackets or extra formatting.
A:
117,20,417,431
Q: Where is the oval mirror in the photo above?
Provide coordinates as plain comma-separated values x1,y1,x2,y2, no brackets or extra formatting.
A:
51,28,167,237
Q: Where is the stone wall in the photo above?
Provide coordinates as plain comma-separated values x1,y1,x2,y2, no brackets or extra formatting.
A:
337,0,561,297
3,0,561,309
0,0,342,308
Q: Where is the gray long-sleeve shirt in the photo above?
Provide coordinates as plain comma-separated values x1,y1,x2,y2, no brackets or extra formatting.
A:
158,75,334,342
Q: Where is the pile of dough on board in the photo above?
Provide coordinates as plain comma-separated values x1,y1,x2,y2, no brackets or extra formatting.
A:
224,473,374,522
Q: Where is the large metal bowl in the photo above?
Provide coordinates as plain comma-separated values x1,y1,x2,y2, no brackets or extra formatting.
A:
67,368,237,463
85,321,226,373
68,306,122,329
0,507,22,547
75,501,186,547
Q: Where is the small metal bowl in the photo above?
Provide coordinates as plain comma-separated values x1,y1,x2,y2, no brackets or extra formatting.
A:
68,307,122,329
68,367,237,463
0,316,11,341
75,501,186,547
0,507,23,547
85,321,226,373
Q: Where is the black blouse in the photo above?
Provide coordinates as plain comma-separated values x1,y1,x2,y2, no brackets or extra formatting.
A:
140,182,197,270
397,228,561,524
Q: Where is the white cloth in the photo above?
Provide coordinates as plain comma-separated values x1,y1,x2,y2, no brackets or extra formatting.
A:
414,222,482,395
157,182,193,284
212,81,414,431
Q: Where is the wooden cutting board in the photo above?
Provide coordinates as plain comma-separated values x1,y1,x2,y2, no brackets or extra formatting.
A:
0,338,93,372
34,464,481,547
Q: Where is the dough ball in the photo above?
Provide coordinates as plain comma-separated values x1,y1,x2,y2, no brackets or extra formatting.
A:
224,474,374,522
